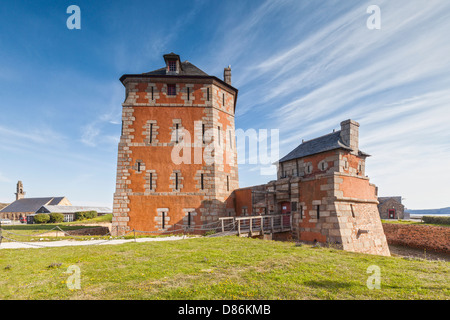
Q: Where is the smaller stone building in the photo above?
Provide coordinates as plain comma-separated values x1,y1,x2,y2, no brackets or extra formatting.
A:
378,196,405,220
0,181,112,222
0,181,72,221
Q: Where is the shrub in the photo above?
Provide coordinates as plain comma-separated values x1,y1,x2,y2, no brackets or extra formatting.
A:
49,212,64,223
75,211,98,221
422,216,450,225
34,213,50,224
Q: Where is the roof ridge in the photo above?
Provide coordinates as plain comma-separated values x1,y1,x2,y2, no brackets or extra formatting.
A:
301,130,341,144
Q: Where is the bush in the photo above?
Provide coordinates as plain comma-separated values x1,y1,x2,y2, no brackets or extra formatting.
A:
75,211,98,221
49,212,64,223
34,213,50,224
422,216,450,225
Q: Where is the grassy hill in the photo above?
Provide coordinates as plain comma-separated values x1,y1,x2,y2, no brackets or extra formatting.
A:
0,237,448,300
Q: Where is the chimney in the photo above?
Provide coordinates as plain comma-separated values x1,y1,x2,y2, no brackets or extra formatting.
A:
340,119,359,154
224,65,231,85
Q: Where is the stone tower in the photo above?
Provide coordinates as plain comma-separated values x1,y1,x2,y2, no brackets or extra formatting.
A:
15,181,25,200
112,53,239,235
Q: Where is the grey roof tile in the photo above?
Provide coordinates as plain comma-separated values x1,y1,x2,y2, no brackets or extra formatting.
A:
278,131,352,163
143,61,209,76
0,197,65,213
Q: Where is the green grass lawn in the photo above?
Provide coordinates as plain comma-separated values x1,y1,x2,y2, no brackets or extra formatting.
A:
0,237,448,300
0,214,113,241
381,219,450,227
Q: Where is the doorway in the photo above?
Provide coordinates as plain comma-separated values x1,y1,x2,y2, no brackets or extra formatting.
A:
388,209,396,219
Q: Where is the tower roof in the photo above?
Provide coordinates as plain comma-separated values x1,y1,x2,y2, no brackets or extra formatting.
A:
119,53,237,92
143,60,209,76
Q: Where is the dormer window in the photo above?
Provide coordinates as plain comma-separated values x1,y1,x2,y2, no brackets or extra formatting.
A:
168,60,177,72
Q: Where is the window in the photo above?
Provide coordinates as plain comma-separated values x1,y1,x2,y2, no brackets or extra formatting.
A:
187,87,190,101
151,86,154,100
167,84,176,96
300,205,303,219
201,173,204,190
229,130,233,149
168,60,177,72
305,163,313,174
149,173,153,190
149,123,153,143
175,124,179,143
202,124,206,144
242,207,248,216
137,161,142,172
207,88,210,101
222,93,225,106
162,212,166,229
316,205,320,219
175,172,179,190
227,175,229,191
187,212,194,228
291,201,298,212
217,126,221,145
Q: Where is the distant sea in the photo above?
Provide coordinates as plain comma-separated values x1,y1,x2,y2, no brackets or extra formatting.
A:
408,207,450,218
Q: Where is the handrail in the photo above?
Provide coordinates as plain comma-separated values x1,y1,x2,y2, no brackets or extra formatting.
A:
224,213,292,236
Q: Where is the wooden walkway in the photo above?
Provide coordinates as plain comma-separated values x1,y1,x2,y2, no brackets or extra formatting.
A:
210,214,292,238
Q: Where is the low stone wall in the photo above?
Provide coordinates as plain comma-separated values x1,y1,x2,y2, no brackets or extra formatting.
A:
66,226,110,236
382,223,450,254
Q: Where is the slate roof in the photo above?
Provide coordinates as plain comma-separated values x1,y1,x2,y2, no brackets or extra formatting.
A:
38,205,112,214
0,197,67,213
143,61,209,76
378,197,403,205
278,130,369,163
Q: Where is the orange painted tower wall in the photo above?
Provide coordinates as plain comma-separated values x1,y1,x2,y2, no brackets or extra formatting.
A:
112,53,239,235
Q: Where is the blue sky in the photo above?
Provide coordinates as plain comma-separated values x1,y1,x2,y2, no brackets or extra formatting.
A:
1,0,449,209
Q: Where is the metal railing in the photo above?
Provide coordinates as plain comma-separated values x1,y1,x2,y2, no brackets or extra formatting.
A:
219,214,292,236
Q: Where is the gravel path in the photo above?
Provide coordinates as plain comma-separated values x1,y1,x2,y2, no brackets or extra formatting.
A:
0,236,188,249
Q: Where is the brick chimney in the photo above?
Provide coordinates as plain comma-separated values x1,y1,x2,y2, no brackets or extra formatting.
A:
340,119,359,154
224,66,231,85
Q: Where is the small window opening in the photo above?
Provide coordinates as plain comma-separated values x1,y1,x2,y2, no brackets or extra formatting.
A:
167,84,176,96
162,212,166,229
149,173,153,190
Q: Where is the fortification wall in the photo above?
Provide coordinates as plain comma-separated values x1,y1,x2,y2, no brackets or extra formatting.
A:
382,223,450,254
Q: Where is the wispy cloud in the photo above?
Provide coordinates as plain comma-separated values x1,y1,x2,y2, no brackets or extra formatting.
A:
233,0,450,208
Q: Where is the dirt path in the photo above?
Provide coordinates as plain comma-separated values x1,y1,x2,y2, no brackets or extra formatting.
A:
0,235,188,249
388,244,450,262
